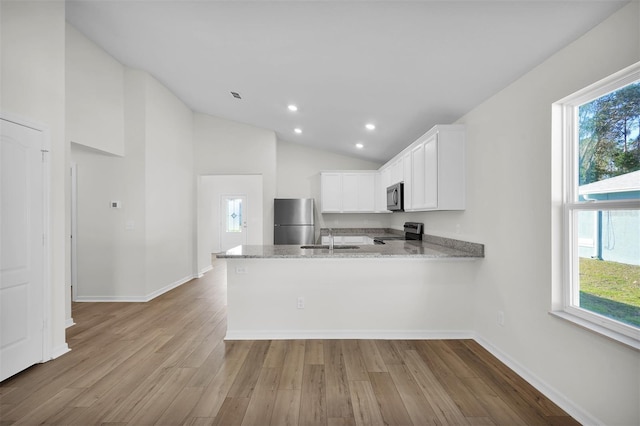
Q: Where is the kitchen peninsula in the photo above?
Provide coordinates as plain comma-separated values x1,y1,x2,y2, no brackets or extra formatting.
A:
218,230,484,340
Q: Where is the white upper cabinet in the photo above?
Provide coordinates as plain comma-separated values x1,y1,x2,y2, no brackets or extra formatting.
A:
389,158,404,185
402,151,413,211
410,134,440,211
321,171,377,213
320,172,343,212
355,173,376,212
320,125,465,213
375,168,391,212
405,126,465,211
423,135,439,209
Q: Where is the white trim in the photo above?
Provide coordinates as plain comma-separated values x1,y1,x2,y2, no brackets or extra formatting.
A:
473,334,603,426
555,61,640,106
553,63,640,347
198,264,213,277
567,200,640,211
70,162,78,301
75,296,150,303
550,310,640,351
0,111,51,133
224,330,474,341
41,125,52,365
65,318,75,328
74,273,197,303
49,344,71,360
1,113,54,366
145,274,196,301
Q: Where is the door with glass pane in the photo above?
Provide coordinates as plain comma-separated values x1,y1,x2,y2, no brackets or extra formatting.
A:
220,195,247,251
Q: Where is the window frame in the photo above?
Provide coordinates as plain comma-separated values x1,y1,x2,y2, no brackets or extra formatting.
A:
553,62,640,349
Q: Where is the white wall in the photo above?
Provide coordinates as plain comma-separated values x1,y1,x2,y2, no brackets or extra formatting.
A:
70,62,196,300
276,139,380,198
276,139,389,230
1,1,68,355
194,114,277,245
66,24,124,156
67,25,148,300
143,73,195,296
70,143,146,299
390,4,640,424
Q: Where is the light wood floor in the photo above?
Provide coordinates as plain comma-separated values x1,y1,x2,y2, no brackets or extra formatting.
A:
1,259,579,425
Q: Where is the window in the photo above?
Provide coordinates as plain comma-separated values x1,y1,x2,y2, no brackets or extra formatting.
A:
226,198,243,232
554,62,640,348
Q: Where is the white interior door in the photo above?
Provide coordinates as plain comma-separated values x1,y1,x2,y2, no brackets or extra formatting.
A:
0,118,46,381
220,195,247,251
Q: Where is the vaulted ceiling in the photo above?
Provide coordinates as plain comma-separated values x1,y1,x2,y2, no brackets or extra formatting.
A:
66,1,628,162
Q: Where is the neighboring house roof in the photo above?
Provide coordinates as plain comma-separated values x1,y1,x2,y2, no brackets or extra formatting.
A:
579,170,640,195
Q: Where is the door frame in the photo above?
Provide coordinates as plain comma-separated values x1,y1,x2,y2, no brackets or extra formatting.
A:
70,162,78,302
1,112,52,363
219,194,248,251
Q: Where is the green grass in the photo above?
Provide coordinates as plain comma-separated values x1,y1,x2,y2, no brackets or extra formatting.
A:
579,257,640,327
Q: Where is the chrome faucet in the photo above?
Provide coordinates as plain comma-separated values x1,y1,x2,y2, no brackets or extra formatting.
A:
328,228,334,250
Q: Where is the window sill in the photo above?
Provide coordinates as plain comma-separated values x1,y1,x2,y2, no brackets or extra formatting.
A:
549,311,640,351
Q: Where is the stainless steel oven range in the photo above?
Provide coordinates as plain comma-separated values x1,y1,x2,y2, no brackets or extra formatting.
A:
373,222,424,244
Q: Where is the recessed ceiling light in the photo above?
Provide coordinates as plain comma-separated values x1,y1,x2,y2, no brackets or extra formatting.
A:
365,123,376,130
288,104,298,112
294,128,302,134
355,143,364,149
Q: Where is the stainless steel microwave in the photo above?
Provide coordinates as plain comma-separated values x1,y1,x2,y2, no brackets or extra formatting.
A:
386,182,404,211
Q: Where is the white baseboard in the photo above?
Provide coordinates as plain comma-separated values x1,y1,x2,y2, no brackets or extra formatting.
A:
473,334,602,426
145,274,196,301
74,274,198,303
50,343,70,360
65,317,75,328
75,295,148,302
225,329,474,341
198,265,213,277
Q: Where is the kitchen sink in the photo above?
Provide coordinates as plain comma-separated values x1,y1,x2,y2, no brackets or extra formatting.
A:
300,245,360,250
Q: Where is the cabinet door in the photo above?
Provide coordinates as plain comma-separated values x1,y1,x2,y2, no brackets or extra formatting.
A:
321,173,342,212
376,169,391,212
342,174,359,211
401,153,411,210
357,173,375,212
423,135,438,209
405,144,425,210
390,159,403,184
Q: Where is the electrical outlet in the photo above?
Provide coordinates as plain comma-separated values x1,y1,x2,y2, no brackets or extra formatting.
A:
235,266,248,274
497,310,505,326
297,296,305,309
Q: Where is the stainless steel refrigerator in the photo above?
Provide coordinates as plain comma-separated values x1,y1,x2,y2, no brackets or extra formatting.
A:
274,198,315,245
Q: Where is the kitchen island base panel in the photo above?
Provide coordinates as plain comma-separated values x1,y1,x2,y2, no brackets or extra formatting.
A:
224,258,479,340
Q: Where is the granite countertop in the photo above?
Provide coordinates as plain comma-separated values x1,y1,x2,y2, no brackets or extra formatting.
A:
216,228,484,260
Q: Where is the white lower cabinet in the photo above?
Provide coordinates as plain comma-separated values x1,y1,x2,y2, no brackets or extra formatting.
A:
321,235,374,245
